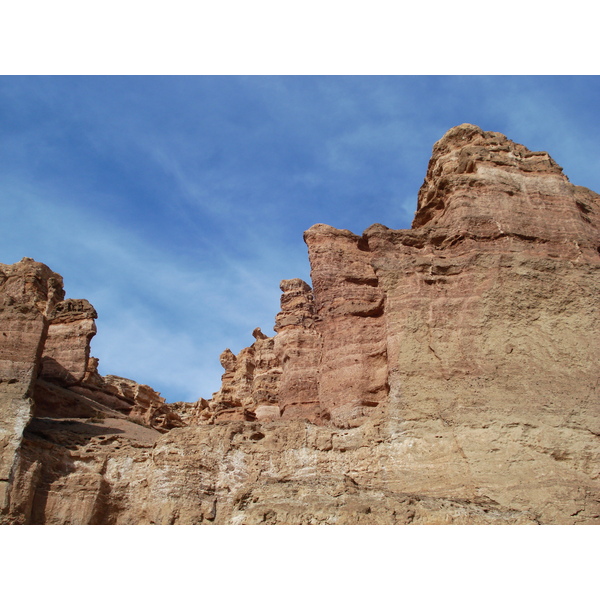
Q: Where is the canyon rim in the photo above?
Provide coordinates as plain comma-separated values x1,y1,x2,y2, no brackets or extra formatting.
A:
1,124,598,524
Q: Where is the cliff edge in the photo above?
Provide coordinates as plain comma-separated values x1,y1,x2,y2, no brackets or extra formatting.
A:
1,124,598,524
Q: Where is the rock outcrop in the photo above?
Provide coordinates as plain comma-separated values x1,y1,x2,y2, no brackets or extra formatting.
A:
0,259,55,514
274,278,323,423
0,258,185,519
203,326,281,423
1,124,598,524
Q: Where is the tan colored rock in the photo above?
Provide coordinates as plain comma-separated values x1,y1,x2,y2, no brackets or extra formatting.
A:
0,260,184,482
0,303,45,515
414,124,599,259
205,330,282,423
65,360,186,432
0,258,64,314
304,225,389,428
166,400,200,424
273,278,322,423
8,417,573,524
39,299,98,385
1,125,599,525
0,259,189,523
0,259,56,516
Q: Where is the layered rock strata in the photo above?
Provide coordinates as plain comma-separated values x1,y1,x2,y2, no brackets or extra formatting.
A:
0,258,185,520
0,259,56,514
1,124,599,525
274,278,323,422
199,326,281,423
201,247,388,428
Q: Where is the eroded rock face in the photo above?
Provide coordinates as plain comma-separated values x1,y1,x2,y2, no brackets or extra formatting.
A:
1,124,599,525
304,225,389,427
274,278,323,423
199,327,282,424
0,259,58,513
413,124,599,253
40,299,98,385
0,259,184,522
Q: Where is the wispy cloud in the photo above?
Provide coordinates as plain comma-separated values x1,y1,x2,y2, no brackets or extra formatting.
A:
0,177,287,401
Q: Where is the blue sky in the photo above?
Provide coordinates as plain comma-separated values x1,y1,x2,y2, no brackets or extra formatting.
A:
1,76,599,403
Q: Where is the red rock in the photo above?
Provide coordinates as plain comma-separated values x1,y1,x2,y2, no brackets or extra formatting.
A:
0,259,57,513
274,278,322,423
304,225,388,427
1,125,599,525
39,299,97,385
203,331,282,423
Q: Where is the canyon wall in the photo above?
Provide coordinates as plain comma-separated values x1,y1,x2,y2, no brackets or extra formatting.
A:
1,124,598,524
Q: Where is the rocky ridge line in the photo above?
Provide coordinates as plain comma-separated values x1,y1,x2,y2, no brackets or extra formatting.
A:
1,124,598,525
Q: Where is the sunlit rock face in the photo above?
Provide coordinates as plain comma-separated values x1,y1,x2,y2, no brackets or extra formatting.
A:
0,259,52,514
1,125,599,525
0,259,184,521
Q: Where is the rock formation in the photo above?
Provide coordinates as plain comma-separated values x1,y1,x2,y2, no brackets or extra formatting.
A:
1,124,598,524
0,258,186,517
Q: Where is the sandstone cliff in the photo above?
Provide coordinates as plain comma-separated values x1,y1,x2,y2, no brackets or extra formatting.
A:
1,124,598,524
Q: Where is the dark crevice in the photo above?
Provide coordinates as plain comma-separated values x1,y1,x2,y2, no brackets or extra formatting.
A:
345,276,379,287
357,235,370,251
576,199,592,214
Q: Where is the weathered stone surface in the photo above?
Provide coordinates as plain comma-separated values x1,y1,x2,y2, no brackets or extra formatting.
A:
0,259,56,515
5,420,538,524
274,278,323,423
304,225,389,427
0,259,185,522
414,124,599,256
1,125,599,525
0,258,64,314
202,330,282,424
0,303,46,514
10,416,591,524
39,299,97,385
